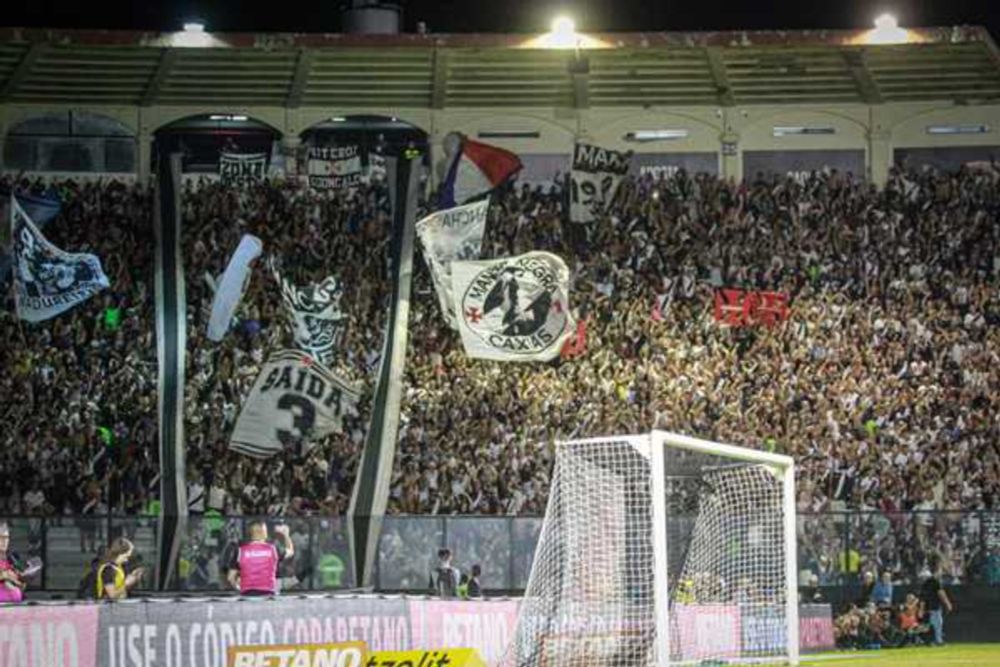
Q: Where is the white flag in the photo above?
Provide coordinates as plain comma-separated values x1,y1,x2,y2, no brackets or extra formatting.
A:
569,142,632,224
451,251,575,362
207,234,263,341
11,196,109,322
229,349,362,459
416,199,489,328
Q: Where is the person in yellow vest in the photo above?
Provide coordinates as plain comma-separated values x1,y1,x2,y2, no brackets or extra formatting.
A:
97,538,145,600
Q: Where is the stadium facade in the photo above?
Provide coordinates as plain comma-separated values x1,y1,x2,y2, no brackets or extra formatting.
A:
1,25,999,184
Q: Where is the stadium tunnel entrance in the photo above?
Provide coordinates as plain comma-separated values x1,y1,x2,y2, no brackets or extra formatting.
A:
153,114,282,177
299,114,429,182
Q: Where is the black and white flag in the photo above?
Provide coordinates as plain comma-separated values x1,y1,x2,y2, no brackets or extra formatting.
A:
219,152,267,186
451,251,575,362
415,199,489,328
229,349,362,459
307,145,363,190
272,259,345,367
11,196,109,322
569,142,632,224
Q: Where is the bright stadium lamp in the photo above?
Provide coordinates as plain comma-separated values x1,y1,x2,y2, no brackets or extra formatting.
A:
866,12,909,44
546,15,579,49
552,16,575,37
873,13,897,31
183,21,206,33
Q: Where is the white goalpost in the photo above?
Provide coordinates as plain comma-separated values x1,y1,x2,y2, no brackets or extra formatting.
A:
506,430,799,667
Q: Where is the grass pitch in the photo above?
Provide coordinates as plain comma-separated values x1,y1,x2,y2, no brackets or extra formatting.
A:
800,644,1000,666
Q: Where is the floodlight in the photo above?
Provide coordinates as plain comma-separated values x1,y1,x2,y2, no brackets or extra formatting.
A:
873,14,897,30
552,16,575,36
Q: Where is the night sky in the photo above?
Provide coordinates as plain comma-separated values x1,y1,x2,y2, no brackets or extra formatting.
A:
1,0,996,38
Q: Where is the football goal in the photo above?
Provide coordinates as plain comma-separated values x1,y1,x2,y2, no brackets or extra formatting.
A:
507,431,798,666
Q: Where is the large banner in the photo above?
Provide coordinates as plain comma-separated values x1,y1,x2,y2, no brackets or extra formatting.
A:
219,153,267,186
229,349,361,459
569,142,632,224
415,199,489,328
207,234,263,341
11,196,109,322
3,597,832,667
1,604,99,667
308,145,364,190
451,252,575,362
273,262,345,367
96,596,410,667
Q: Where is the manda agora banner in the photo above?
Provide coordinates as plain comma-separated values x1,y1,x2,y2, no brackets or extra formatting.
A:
451,251,575,363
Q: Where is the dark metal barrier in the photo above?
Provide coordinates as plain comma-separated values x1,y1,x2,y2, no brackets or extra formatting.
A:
2,511,998,596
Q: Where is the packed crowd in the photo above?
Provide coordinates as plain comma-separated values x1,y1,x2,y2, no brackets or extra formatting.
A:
0,177,159,523
3,160,1000,588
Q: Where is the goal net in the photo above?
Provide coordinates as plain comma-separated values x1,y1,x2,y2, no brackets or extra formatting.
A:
506,431,798,667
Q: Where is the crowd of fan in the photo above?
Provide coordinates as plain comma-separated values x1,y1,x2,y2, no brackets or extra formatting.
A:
2,160,1000,588
0,177,158,528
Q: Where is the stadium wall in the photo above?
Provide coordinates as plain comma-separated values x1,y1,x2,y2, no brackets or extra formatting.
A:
1,101,999,186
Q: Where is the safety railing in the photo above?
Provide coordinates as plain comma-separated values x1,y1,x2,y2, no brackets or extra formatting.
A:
2,510,997,595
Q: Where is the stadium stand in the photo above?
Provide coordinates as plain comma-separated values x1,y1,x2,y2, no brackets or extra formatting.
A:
1,26,1000,614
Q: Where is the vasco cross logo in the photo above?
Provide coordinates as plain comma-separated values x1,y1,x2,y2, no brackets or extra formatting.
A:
460,254,568,356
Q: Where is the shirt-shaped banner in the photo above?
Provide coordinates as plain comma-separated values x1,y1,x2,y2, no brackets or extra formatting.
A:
229,349,362,459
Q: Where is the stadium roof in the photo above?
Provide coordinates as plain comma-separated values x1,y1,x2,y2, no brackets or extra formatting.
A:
0,25,998,108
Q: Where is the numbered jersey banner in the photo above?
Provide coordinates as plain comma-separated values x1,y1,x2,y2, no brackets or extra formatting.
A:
416,199,489,328
308,145,364,190
11,196,109,322
451,251,575,362
229,349,362,459
273,260,345,367
219,152,267,186
569,142,632,224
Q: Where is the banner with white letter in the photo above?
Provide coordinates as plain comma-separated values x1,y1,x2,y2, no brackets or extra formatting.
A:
11,196,109,322
451,251,575,362
229,349,362,459
219,153,267,186
308,145,364,190
415,199,489,327
569,142,632,224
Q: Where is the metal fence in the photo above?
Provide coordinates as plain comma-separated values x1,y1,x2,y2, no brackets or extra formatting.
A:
2,511,998,596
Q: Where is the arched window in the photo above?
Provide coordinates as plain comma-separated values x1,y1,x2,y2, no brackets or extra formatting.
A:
4,111,136,173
